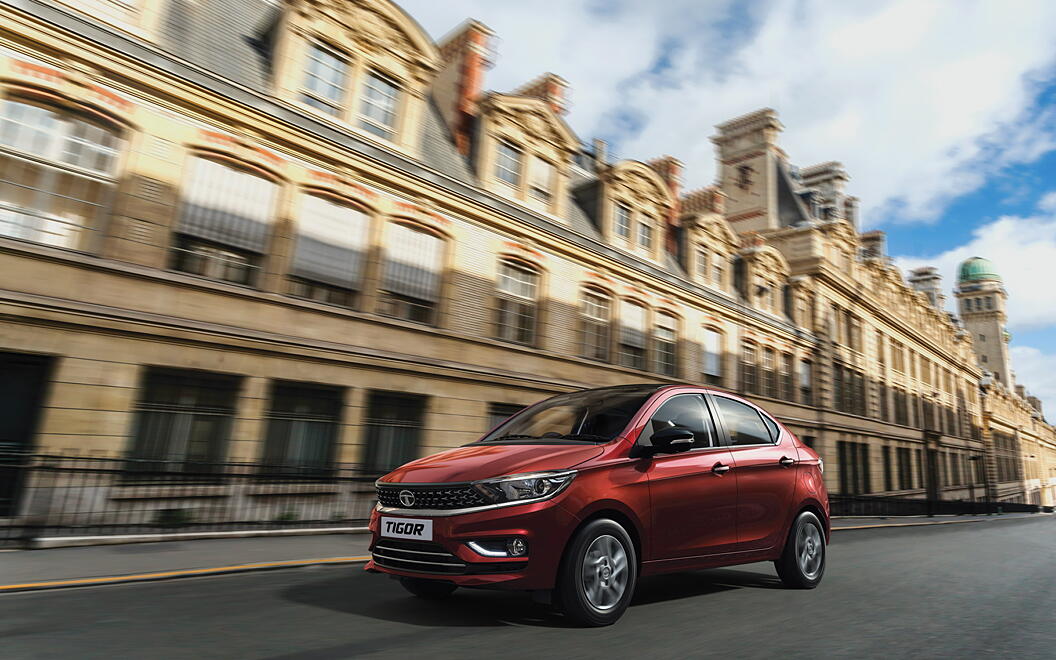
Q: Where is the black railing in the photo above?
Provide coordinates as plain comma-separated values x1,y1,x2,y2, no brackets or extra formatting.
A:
830,494,1051,517
0,452,380,548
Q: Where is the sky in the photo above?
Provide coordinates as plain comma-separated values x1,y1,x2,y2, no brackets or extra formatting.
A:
399,0,1056,414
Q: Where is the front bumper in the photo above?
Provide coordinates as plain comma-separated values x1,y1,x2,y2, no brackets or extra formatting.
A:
364,498,580,590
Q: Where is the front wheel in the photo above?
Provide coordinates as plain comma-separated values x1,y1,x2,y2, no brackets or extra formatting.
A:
775,510,826,589
556,519,638,627
399,576,457,600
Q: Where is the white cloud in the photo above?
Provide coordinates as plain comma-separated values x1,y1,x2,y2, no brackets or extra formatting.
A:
1037,190,1056,212
400,0,1056,225
1010,346,1056,418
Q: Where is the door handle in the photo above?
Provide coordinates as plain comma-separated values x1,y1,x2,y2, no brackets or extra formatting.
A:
712,462,731,474
779,456,796,467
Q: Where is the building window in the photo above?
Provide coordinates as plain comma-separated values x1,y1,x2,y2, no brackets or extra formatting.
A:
301,44,347,115
614,202,631,239
741,342,758,395
882,445,893,492
736,164,753,190
780,353,794,400
696,248,709,278
581,289,612,361
985,296,993,310
637,220,653,249
494,260,538,345
261,382,342,476
495,141,522,186
618,300,647,370
0,100,122,250
528,156,553,202
487,402,524,431
799,360,813,405
358,71,400,140
701,328,723,386
762,347,777,398
712,253,724,287
378,223,443,324
654,312,678,376
289,194,370,308
837,440,871,494
173,236,259,285
979,334,986,342
126,368,240,474
363,391,425,473
173,156,278,285
897,447,913,490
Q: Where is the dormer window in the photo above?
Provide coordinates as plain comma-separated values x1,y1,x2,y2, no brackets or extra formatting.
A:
358,71,400,140
301,44,347,115
614,203,632,240
528,156,553,202
637,220,653,249
496,141,522,187
696,248,709,279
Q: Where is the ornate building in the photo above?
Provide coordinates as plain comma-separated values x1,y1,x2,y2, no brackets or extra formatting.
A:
0,0,1053,518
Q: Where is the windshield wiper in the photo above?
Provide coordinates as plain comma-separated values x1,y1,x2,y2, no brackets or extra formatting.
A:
555,433,610,442
485,434,539,442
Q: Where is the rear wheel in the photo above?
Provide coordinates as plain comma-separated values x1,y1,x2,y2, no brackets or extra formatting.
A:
775,510,826,589
399,577,457,600
556,518,637,627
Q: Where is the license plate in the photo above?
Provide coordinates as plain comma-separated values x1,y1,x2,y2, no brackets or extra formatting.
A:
380,517,433,541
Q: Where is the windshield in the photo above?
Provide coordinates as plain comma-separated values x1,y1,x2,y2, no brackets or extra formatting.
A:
480,387,657,443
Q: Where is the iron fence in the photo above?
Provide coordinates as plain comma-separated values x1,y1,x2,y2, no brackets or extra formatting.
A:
830,494,1051,517
0,452,380,548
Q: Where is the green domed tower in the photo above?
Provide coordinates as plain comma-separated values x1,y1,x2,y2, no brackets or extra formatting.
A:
954,257,1011,386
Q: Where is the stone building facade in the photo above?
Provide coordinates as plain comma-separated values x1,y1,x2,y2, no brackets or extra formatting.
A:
1,0,1053,516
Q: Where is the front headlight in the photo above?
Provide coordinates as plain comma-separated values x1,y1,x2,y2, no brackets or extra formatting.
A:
473,470,576,505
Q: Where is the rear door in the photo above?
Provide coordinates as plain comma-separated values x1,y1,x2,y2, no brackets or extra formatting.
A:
709,393,799,552
642,392,739,559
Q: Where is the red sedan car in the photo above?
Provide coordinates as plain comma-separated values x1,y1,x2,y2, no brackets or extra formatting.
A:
366,384,829,626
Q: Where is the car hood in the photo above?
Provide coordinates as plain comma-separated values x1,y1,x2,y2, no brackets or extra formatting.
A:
380,442,606,484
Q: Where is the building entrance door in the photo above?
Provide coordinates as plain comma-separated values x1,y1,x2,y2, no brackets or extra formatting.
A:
0,352,52,516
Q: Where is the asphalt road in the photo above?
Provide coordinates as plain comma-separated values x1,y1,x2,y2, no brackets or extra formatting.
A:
2,517,1054,659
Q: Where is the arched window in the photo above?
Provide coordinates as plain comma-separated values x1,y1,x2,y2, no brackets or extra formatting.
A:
701,327,723,386
581,288,612,361
288,194,371,307
173,156,279,285
0,100,122,250
378,222,444,324
654,312,678,376
494,260,539,345
618,300,648,370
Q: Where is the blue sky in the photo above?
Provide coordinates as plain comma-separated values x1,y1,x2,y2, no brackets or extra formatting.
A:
399,0,1056,413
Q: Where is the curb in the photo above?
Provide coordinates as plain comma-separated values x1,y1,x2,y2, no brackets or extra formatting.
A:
833,519,982,531
28,526,371,549
0,556,372,594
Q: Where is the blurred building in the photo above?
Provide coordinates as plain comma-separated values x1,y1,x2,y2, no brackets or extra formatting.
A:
0,0,1053,515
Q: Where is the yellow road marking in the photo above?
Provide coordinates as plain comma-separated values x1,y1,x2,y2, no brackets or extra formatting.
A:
0,555,372,592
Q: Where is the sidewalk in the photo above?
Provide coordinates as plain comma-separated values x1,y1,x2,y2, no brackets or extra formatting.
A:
1,513,1048,593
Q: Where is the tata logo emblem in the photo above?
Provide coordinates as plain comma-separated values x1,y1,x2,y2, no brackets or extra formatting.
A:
398,490,415,507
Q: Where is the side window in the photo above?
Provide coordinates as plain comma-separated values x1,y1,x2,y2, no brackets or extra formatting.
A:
643,394,714,449
713,396,775,446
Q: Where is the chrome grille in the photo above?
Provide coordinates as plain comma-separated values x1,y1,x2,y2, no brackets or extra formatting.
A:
372,539,466,574
376,484,489,510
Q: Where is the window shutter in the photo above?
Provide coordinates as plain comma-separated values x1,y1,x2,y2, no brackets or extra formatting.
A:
620,300,647,348
291,195,369,289
382,223,443,301
177,157,277,253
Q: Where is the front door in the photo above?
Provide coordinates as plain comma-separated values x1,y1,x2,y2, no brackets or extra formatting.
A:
642,393,739,559
710,393,800,552
0,352,52,516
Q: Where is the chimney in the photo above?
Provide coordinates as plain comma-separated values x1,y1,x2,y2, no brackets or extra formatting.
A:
681,186,725,215
512,72,569,115
647,156,683,255
860,230,886,260
908,266,946,310
434,20,494,156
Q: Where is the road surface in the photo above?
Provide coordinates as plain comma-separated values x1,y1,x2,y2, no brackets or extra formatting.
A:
2,516,1054,659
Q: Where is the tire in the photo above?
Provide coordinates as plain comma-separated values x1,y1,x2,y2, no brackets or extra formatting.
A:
399,577,457,600
774,510,826,589
556,518,638,627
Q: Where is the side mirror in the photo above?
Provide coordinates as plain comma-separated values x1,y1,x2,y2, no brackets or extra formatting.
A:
648,427,695,454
